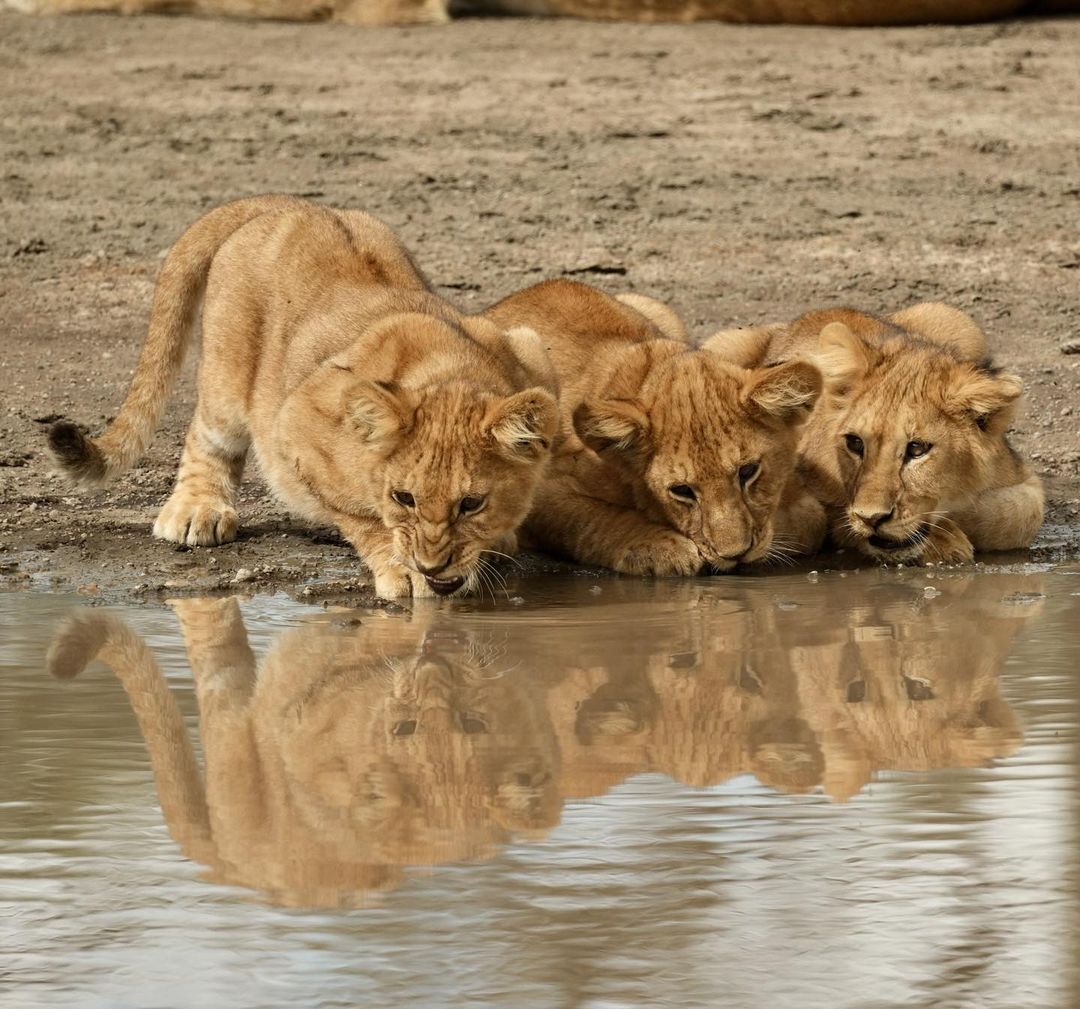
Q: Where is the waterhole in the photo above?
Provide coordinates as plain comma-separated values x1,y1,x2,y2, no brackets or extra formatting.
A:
2,565,1077,1008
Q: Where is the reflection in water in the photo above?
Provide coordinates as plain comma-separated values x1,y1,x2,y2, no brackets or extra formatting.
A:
43,572,1037,909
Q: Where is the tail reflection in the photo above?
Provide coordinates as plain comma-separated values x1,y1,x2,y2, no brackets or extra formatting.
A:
46,572,1039,907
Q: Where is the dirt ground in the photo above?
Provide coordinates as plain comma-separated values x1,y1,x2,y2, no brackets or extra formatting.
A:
1,10,1078,601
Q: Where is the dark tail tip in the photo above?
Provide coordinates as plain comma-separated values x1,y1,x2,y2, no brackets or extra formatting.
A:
47,421,107,483
46,613,110,680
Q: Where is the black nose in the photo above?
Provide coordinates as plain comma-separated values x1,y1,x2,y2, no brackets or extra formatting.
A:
417,556,452,577
855,508,894,529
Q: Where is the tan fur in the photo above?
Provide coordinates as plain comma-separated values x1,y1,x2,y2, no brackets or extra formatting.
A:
47,196,558,599
484,279,826,576
9,0,1059,26
47,599,560,907
45,571,1034,904
728,303,1044,564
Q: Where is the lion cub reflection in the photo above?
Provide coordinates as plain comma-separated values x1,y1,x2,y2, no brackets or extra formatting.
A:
47,599,558,907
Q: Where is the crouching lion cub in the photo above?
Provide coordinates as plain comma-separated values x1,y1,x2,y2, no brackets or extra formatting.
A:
484,279,826,576
47,195,558,598
706,303,1044,564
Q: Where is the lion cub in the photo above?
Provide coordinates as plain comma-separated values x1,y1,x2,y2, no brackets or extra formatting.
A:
47,196,558,598
484,279,825,576
706,303,1044,564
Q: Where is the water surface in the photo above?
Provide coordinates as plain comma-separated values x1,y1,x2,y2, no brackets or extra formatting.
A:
2,566,1077,1008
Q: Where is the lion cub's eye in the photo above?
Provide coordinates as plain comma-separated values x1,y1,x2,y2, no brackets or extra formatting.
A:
459,712,489,735
905,440,932,460
391,490,415,508
459,495,486,516
391,719,418,737
844,434,865,457
669,484,697,503
738,461,761,486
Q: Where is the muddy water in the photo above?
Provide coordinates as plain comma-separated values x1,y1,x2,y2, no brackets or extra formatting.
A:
2,566,1078,1009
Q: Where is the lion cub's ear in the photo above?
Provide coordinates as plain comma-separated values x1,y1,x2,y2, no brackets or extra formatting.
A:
743,361,822,423
814,322,879,393
945,366,1024,434
573,399,651,456
347,381,417,451
485,387,559,461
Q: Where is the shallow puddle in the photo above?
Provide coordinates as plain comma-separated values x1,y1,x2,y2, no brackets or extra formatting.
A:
2,566,1078,1008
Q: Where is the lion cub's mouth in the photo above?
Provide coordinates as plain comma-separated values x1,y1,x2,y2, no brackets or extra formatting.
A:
425,574,466,596
866,524,930,554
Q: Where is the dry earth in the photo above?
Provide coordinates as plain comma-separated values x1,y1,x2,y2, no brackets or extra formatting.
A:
1,10,1078,601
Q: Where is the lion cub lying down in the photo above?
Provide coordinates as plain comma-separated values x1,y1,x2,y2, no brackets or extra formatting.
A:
47,196,558,598
707,303,1044,564
485,279,826,575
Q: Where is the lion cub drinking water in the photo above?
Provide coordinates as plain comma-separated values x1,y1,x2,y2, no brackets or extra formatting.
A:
47,196,558,599
706,303,1044,564
484,279,826,575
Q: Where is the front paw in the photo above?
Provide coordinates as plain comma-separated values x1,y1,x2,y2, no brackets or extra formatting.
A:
614,530,702,577
154,495,238,547
373,563,414,599
922,518,975,564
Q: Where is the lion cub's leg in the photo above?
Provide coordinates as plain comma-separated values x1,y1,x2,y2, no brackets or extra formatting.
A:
153,409,249,548
170,597,256,715
951,474,1045,553
528,476,702,577
770,478,828,558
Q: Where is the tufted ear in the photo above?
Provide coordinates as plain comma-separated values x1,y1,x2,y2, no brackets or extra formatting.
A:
485,387,559,461
346,380,416,452
814,322,879,393
743,360,822,424
573,398,651,456
945,367,1023,434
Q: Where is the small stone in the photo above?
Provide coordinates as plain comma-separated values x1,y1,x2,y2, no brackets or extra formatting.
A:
922,586,942,599
232,567,255,583
1060,339,1080,355
509,596,526,606
776,600,799,610
806,570,820,583
588,585,603,594
76,583,99,595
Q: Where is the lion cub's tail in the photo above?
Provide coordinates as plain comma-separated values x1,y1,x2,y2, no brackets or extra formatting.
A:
46,610,214,863
48,194,302,486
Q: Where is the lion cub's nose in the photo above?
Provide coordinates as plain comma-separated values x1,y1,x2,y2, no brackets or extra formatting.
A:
854,508,894,529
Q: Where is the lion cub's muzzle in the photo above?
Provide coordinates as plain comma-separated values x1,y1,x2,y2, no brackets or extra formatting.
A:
857,520,931,563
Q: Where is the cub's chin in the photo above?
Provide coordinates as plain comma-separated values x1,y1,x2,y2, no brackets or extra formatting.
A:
857,523,931,565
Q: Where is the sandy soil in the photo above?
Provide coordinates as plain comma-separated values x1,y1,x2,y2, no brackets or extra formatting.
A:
1,10,1078,600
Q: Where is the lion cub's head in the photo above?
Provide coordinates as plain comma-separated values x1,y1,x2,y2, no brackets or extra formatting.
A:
576,345,821,570
810,313,1023,563
357,381,557,595
284,316,559,596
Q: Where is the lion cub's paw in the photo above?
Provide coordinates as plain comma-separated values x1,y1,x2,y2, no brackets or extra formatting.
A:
153,496,238,547
371,564,441,600
372,565,413,600
615,529,702,577
921,518,975,565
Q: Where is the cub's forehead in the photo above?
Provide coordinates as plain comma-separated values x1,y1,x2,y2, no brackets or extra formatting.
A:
842,384,945,440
